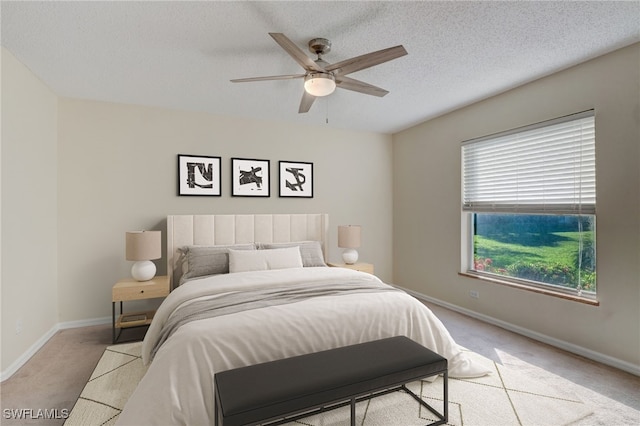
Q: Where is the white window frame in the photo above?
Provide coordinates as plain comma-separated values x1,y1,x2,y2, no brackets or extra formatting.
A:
460,111,597,303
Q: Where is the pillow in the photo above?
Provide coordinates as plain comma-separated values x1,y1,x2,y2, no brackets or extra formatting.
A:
229,246,303,273
256,241,327,267
179,244,255,283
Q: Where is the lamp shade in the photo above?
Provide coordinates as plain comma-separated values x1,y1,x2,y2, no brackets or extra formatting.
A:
338,225,361,249
126,231,161,261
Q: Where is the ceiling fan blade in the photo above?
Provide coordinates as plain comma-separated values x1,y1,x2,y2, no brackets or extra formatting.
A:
231,74,306,83
269,33,324,72
298,90,316,113
336,76,389,97
325,45,407,76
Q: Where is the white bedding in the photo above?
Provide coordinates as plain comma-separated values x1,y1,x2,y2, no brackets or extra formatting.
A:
117,267,488,425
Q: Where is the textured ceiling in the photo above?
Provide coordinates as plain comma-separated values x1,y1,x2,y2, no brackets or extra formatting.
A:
2,1,639,134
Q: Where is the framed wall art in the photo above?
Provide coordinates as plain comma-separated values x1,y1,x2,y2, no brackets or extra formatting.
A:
279,161,313,198
177,154,221,196
231,158,270,197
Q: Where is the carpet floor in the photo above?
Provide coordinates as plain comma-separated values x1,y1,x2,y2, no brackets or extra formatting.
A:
65,340,637,426
2,303,638,426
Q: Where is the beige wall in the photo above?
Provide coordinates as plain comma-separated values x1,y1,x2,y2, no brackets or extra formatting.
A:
56,99,393,323
2,48,393,375
393,43,640,371
4,40,638,377
1,48,59,373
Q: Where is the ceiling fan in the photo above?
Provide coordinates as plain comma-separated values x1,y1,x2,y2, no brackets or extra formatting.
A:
231,33,408,113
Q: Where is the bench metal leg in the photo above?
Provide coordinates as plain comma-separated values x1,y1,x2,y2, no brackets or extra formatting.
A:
443,371,448,423
399,374,448,426
350,397,356,426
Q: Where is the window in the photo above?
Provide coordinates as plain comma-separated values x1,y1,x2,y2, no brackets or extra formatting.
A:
461,111,596,299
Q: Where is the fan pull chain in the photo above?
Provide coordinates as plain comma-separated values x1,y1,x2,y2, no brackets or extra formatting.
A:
325,97,330,124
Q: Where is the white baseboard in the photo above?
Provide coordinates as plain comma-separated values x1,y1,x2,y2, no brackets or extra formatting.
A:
399,286,640,377
1,316,111,382
1,325,59,382
58,316,111,330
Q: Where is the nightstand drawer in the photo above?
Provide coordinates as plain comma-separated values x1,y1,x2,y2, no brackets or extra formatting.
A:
112,276,170,302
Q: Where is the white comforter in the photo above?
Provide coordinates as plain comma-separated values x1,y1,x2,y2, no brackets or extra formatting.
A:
117,267,488,425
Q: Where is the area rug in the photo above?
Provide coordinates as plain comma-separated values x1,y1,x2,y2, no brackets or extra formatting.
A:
65,341,603,426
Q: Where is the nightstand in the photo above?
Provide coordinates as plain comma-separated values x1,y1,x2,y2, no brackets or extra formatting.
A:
112,275,170,344
328,262,374,275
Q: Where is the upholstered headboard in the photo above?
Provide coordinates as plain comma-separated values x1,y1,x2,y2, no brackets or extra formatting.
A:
166,214,329,288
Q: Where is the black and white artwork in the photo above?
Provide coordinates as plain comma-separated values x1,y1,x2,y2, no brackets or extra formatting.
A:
177,154,221,196
279,161,313,198
231,158,270,197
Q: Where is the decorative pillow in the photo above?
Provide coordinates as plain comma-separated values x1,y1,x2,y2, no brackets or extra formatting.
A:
229,246,303,273
256,241,327,267
179,244,255,283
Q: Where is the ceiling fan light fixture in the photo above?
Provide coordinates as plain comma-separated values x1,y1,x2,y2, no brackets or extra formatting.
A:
304,73,336,97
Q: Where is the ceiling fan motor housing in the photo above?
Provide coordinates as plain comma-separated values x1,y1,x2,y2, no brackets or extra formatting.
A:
308,38,331,56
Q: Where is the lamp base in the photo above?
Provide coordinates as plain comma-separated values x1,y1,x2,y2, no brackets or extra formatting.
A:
342,249,359,265
131,260,156,281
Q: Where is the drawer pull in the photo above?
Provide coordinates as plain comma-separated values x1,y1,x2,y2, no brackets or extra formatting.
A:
140,290,144,293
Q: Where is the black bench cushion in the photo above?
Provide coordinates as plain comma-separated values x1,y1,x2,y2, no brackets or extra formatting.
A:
215,336,447,425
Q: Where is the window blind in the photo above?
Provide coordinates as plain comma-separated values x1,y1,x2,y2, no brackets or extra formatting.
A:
462,111,595,214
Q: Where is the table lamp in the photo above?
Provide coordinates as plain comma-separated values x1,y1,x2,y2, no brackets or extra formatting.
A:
126,230,161,281
338,225,361,264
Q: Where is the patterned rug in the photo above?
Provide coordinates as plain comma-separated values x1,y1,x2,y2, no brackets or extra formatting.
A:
65,341,603,426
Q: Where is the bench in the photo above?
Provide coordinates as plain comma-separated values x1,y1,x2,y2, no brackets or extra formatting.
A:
214,336,448,426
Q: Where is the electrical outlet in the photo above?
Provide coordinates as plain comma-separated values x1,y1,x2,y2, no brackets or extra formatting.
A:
469,290,480,299
16,318,23,334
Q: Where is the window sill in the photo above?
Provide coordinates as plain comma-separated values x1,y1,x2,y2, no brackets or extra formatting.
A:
458,272,600,306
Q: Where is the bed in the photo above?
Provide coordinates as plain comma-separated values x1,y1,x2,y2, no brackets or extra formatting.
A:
116,214,488,425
